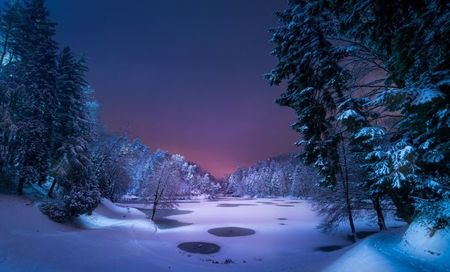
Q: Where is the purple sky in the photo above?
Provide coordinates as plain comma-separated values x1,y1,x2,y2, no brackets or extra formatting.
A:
39,0,298,177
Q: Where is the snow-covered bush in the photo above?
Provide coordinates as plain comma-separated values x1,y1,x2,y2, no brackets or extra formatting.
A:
63,186,101,217
40,202,68,223
40,185,101,223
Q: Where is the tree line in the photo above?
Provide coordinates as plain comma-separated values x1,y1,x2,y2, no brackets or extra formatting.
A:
224,153,395,234
0,0,100,222
225,154,318,198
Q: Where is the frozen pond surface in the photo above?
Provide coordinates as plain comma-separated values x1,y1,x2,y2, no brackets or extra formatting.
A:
120,197,353,271
0,195,367,272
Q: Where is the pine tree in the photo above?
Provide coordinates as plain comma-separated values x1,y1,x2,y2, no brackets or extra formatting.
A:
0,0,22,65
266,0,359,241
11,0,58,193
334,0,449,228
0,0,23,188
41,47,100,221
50,47,91,196
0,0,103,221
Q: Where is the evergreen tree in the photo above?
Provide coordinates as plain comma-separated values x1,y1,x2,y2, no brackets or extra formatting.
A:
41,47,100,221
11,0,58,193
0,0,23,188
266,0,358,240
0,0,22,65
0,0,102,221
334,0,449,227
50,47,91,196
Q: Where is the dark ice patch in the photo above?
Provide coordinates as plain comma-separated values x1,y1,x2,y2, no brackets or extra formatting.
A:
178,242,220,254
208,227,256,237
216,203,256,207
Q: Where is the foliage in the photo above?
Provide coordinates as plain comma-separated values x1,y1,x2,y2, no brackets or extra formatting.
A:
267,0,449,230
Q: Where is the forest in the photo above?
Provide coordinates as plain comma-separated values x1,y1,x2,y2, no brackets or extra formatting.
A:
263,0,449,240
0,0,448,272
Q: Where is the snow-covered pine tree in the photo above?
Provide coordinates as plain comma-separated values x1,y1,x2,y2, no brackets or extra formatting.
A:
41,47,100,221
0,0,23,188
50,47,89,195
268,0,449,232
0,0,22,65
337,98,388,230
9,0,58,193
334,0,449,229
266,0,360,241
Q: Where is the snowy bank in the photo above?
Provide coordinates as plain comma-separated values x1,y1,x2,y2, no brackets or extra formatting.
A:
74,198,156,230
324,223,450,272
400,221,450,268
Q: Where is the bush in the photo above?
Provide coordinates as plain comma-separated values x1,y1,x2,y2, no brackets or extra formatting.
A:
41,185,101,223
40,202,68,223
63,185,101,217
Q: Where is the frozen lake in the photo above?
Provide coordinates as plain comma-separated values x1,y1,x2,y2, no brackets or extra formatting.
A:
0,195,362,272
117,197,353,272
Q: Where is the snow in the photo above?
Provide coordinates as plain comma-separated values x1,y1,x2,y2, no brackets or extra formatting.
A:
0,195,350,272
355,127,385,142
337,109,364,121
1,194,447,272
74,198,156,230
324,224,450,272
412,87,444,105
401,221,450,267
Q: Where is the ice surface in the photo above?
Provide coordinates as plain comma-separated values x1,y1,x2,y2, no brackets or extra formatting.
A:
0,195,351,271
1,195,446,272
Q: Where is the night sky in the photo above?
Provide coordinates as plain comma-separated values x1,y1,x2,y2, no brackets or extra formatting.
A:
13,0,299,177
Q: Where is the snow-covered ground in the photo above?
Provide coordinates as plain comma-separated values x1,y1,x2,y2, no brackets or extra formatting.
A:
0,194,447,272
324,223,450,272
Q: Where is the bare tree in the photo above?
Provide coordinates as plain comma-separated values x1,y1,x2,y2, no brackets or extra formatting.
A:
148,159,180,220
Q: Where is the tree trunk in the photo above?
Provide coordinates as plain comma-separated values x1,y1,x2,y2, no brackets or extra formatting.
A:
343,179,357,242
151,200,158,220
109,180,116,201
17,176,25,195
48,179,57,198
372,196,387,231
340,138,357,242
387,189,415,223
0,24,11,65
